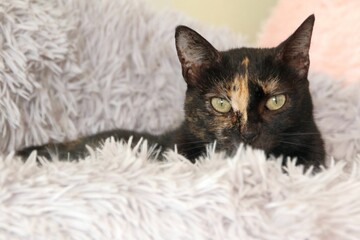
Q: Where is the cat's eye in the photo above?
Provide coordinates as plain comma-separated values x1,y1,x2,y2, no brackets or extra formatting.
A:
266,94,286,110
211,97,232,113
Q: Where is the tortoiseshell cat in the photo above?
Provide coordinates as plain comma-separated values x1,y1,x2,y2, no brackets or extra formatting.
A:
17,15,325,170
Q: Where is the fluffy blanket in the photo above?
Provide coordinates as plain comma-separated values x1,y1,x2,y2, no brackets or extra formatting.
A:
1,0,360,239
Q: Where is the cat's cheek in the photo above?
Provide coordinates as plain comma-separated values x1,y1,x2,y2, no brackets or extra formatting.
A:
207,114,240,147
260,104,295,130
209,116,236,144
185,112,209,140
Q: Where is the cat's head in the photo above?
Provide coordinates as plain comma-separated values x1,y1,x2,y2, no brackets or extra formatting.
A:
175,15,321,159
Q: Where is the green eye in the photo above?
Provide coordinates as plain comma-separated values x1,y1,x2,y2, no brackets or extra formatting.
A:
266,94,286,110
211,97,232,113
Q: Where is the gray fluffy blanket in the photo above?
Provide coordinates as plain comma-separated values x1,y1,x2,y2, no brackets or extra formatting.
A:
1,0,360,239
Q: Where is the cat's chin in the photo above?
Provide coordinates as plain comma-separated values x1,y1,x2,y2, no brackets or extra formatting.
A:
218,140,272,157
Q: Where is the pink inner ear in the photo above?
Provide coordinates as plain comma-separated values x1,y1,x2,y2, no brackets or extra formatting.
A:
279,45,310,79
276,16,313,78
176,32,214,67
175,26,220,86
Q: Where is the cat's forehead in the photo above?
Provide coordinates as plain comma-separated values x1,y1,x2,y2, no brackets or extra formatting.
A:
221,52,281,95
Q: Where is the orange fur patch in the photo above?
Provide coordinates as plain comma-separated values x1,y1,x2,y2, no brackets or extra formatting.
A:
228,57,250,128
256,77,280,94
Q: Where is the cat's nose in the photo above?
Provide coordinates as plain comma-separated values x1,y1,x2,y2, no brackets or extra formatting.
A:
241,130,258,143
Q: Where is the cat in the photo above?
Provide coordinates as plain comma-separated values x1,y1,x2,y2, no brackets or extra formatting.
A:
17,14,325,170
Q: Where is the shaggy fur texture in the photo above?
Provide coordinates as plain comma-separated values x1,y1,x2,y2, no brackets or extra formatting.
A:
2,140,360,240
1,0,360,239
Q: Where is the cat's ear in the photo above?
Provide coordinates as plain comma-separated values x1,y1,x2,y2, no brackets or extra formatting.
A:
175,26,221,86
276,15,315,79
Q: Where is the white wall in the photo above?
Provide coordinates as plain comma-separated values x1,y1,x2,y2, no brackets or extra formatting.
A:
147,0,278,43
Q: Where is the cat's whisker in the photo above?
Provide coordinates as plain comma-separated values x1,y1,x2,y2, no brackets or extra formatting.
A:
278,140,323,153
279,132,322,136
279,140,315,147
175,144,208,153
174,140,210,146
